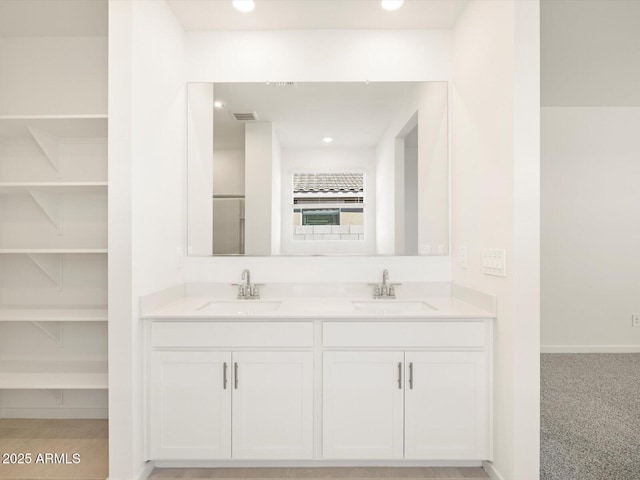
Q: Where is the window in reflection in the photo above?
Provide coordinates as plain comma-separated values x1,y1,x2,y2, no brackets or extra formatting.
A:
292,172,365,242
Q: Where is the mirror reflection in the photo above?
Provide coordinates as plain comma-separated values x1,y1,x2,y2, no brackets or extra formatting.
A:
187,82,449,256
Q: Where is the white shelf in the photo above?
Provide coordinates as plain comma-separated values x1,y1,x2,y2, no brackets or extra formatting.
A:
0,117,107,138
0,182,107,194
0,115,107,120
0,361,107,390
0,249,108,254
0,307,107,323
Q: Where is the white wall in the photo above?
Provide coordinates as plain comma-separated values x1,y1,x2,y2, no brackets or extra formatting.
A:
280,147,376,255
213,149,245,196
0,36,107,115
184,254,451,284
184,27,453,278
376,82,448,255
245,122,275,255
187,30,451,82
542,108,640,350
404,142,419,255
452,1,539,480
109,1,186,479
541,0,640,107
541,0,640,352
187,83,214,256
271,132,282,255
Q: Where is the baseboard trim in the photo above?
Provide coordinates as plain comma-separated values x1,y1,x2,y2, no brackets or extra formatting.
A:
541,345,640,353
483,461,506,480
154,460,483,468
137,461,155,480
106,462,154,480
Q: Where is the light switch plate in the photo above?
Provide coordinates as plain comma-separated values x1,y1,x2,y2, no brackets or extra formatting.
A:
459,247,468,269
482,249,506,277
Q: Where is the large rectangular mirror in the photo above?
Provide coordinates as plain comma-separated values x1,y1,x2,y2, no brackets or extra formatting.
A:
187,82,448,256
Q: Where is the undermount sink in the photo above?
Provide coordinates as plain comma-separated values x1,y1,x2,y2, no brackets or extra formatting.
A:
197,300,282,315
352,300,437,314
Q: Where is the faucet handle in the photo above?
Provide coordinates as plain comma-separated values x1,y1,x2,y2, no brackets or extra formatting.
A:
245,283,266,299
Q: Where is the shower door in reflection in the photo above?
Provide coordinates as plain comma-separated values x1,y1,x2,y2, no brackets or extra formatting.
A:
212,196,245,255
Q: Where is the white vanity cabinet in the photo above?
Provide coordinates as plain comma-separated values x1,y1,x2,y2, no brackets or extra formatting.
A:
322,321,489,460
148,321,314,460
323,351,405,459
404,351,487,459
145,315,491,464
232,351,314,459
150,351,232,459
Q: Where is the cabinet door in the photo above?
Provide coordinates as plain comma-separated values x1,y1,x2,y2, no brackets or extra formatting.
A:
149,351,231,459
323,351,404,459
232,351,314,459
405,351,488,459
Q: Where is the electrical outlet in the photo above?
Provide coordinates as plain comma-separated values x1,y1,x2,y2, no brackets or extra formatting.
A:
419,244,431,255
437,244,445,255
632,314,640,327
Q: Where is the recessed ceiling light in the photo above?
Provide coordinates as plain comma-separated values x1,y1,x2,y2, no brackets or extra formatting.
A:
233,0,255,13
323,137,333,143
214,101,223,108
381,0,404,11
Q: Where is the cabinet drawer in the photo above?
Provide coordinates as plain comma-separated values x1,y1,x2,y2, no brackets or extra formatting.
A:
323,321,485,348
151,322,314,348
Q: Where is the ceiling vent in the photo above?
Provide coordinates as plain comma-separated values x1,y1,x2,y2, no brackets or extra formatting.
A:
232,112,259,122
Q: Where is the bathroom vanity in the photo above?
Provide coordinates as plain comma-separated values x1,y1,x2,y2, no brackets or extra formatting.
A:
141,283,494,465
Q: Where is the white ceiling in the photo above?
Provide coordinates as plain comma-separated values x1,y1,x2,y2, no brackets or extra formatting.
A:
0,0,107,37
168,0,467,31
212,82,430,149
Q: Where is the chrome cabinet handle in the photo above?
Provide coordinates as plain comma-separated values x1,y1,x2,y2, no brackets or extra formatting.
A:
223,362,228,389
409,362,414,389
234,362,239,389
397,362,402,389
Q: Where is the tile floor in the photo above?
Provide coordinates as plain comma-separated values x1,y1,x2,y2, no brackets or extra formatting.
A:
0,419,489,480
0,418,108,480
148,467,489,480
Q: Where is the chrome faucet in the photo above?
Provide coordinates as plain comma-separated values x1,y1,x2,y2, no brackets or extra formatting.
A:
236,269,263,300
371,269,401,299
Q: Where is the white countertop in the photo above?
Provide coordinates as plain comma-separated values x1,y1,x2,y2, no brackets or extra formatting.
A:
141,295,494,320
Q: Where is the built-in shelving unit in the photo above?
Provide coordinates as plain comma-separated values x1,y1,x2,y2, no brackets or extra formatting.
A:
0,249,108,254
0,307,107,323
0,1,108,418
0,182,108,191
0,361,108,390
